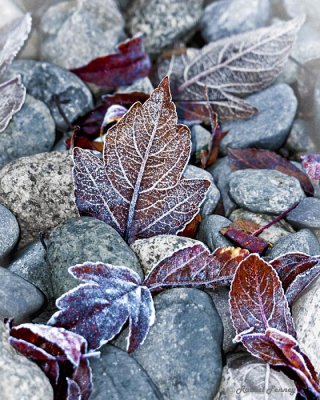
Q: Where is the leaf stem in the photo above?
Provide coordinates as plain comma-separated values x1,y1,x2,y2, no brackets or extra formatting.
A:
252,202,299,237
52,95,73,131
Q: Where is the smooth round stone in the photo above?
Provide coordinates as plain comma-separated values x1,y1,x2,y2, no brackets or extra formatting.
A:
207,157,236,216
116,288,223,400
0,95,55,168
200,0,271,43
196,215,232,251
286,198,320,229
126,0,203,54
4,60,93,130
285,119,316,156
283,0,320,30
131,235,199,275
0,321,53,400
47,217,143,299
0,204,19,261
190,125,211,157
7,240,51,298
0,267,45,323
229,169,305,214
184,165,220,217
268,229,320,259
39,0,125,69
0,151,78,248
220,84,297,153
90,345,162,400
229,209,294,246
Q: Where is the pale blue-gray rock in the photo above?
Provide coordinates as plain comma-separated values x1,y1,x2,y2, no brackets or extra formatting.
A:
268,229,320,259
39,0,125,69
0,267,45,323
0,204,19,262
313,77,320,149
286,198,320,229
184,165,220,217
283,0,320,30
200,0,271,43
46,217,143,299
229,169,305,214
7,240,51,299
0,95,55,169
115,288,223,400
207,157,236,216
196,215,232,251
0,321,53,400
118,77,154,94
285,119,316,156
190,125,211,157
220,84,297,153
4,60,93,130
90,345,162,400
126,0,204,54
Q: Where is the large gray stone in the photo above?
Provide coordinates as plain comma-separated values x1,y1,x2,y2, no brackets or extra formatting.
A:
131,235,199,275
196,215,232,251
0,95,55,168
0,204,19,262
0,321,53,400
0,152,78,248
39,0,125,69
90,345,162,400
200,0,271,43
47,217,143,299
268,229,320,259
286,197,320,229
116,288,223,400
7,240,51,298
4,60,93,130
0,267,45,323
221,84,297,152
184,165,220,217
229,209,294,246
229,169,305,214
126,0,203,54
285,119,316,157
207,157,236,217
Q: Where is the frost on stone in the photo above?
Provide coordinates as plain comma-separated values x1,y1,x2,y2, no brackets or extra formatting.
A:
48,262,155,353
144,244,249,293
73,77,210,244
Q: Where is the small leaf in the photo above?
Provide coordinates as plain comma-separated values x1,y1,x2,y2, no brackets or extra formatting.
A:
228,148,314,195
73,77,210,244
9,323,93,400
271,252,320,304
70,35,151,88
0,13,32,76
301,153,320,182
144,244,249,293
48,262,155,353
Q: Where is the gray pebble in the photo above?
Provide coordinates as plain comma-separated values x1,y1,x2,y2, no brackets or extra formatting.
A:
184,165,220,217
0,95,55,169
190,125,211,157
196,215,232,251
46,217,143,300
7,240,51,299
116,288,223,400
118,77,154,94
283,0,320,30
200,0,271,43
39,0,125,69
4,60,93,130
0,267,45,323
221,84,297,153
285,119,316,156
312,77,320,149
0,204,19,262
286,197,320,229
268,229,320,259
90,345,162,400
229,169,305,214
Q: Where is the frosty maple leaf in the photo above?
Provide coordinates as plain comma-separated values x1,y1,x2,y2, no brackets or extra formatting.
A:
73,77,210,244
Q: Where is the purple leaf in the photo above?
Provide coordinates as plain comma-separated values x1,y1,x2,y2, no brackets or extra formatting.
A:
66,378,81,400
0,76,26,132
144,244,249,293
48,262,155,353
72,77,210,244
301,153,320,182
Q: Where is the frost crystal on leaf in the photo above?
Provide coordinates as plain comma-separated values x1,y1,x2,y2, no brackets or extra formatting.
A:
73,77,210,244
